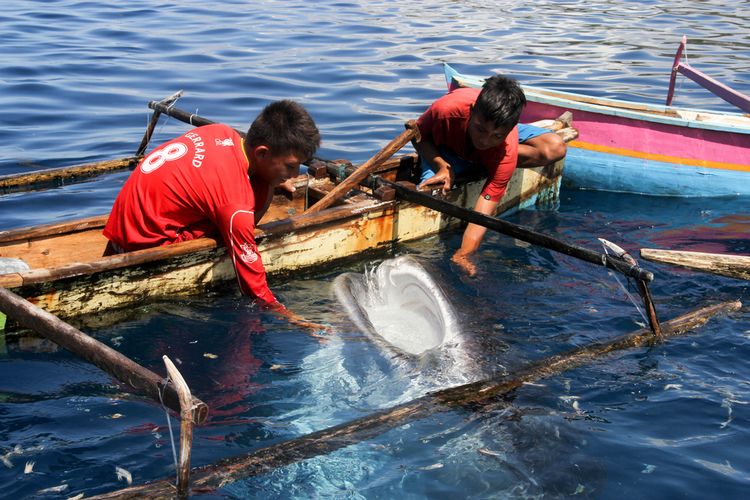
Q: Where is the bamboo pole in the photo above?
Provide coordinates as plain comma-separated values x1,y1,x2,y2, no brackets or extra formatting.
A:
136,90,184,156
379,179,654,282
0,157,139,192
91,300,740,499
163,356,194,497
0,287,208,423
0,92,184,195
304,121,421,213
641,248,750,281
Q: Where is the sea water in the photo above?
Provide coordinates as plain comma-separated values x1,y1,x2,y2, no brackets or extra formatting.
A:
1,1,749,498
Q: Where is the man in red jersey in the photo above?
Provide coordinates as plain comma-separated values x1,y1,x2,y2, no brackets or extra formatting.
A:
104,100,323,329
416,75,566,276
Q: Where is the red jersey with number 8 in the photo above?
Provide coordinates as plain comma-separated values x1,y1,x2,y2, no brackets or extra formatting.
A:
103,124,278,307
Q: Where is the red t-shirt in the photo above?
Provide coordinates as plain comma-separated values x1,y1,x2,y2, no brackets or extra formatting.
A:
417,87,519,202
103,124,279,307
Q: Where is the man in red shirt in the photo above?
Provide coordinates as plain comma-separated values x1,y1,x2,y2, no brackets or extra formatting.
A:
416,75,565,276
104,100,323,329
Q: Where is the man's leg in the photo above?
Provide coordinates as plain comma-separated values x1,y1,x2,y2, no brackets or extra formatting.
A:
517,123,567,168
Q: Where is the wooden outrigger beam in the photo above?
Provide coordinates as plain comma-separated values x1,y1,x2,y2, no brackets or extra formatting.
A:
666,35,750,113
0,92,184,195
0,287,209,424
91,300,740,499
641,248,750,281
0,157,139,193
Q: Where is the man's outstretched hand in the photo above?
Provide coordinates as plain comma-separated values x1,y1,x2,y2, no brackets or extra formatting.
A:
275,307,332,340
451,250,478,277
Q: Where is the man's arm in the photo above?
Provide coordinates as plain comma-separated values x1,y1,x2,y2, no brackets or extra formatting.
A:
452,195,499,276
216,207,328,333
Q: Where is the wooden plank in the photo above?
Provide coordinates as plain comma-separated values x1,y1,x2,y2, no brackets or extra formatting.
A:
640,248,750,281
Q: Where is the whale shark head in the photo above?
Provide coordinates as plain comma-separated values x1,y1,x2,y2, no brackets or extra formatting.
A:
334,255,463,357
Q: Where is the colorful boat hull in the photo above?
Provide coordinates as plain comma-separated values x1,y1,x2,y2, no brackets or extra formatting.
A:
444,63,750,197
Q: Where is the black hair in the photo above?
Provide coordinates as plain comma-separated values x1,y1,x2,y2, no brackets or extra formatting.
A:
473,75,526,129
245,100,320,161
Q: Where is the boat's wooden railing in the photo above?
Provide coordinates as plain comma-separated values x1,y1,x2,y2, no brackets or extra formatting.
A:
666,35,750,114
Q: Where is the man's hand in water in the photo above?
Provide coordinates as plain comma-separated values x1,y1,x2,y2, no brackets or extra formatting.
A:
451,250,478,277
275,307,331,340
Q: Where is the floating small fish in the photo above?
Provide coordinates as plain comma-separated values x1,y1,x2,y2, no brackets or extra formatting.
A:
37,483,69,494
418,463,444,471
108,413,124,419
116,465,133,485
269,364,284,371
693,459,750,480
1,444,23,468
203,353,218,359
477,448,503,458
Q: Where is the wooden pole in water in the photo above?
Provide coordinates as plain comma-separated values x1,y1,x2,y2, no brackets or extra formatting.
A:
136,90,184,156
163,356,194,497
0,287,208,424
380,179,655,282
304,121,421,213
641,248,750,282
0,157,139,193
90,300,740,499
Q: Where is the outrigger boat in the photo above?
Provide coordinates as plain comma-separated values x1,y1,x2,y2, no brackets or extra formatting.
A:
0,101,577,331
445,36,750,197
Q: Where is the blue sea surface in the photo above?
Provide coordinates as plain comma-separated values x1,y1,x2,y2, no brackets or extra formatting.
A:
0,1,749,498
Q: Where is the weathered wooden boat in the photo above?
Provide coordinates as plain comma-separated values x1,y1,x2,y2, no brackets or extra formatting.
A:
0,114,575,331
445,37,750,197
640,248,750,281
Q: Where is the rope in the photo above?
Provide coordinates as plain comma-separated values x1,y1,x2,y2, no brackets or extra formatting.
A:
602,244,649,325
157,378,180,479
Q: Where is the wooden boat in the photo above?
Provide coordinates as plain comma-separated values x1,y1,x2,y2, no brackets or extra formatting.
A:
640,248,750,281
445,37,750,197
0,115,575,331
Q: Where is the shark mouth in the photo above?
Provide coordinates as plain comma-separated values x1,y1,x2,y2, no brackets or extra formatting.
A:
333,255,462,356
